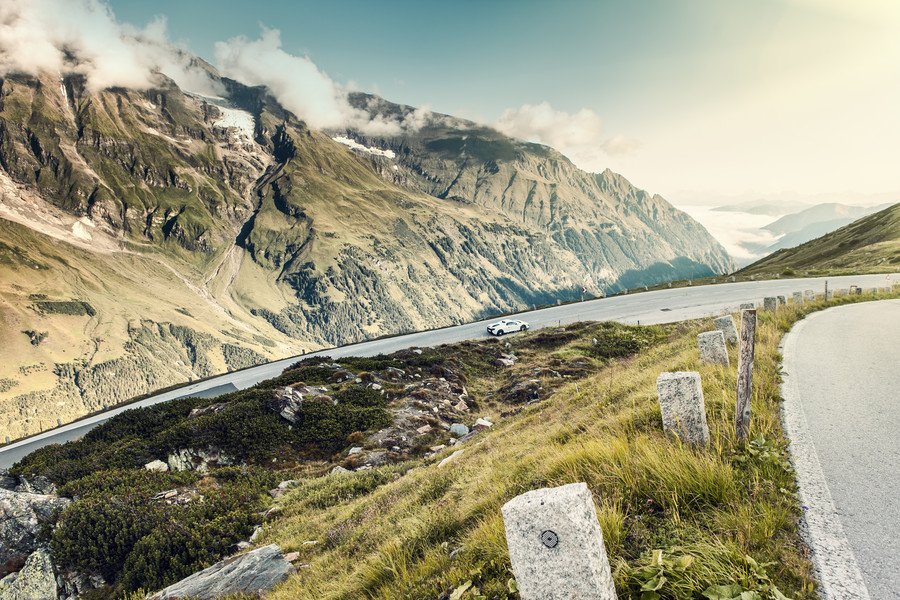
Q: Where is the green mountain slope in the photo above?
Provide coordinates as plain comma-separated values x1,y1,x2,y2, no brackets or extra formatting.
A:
0,68,732,440
739,202,900,276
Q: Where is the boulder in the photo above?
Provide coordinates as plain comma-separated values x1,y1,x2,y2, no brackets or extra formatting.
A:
14,476,55,496
0,548,57,600
473,418,494,431
144,459,169,472
1,489,69,576
148,544,294,600
656,372,710,446
0,471,16,492
188,402,228,419
449,423,470,437
697,331,729,366
713,315,739,345
167,448,234,473
330,466,351,476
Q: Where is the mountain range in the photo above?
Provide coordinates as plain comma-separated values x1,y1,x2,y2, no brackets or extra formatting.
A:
0,65,731,440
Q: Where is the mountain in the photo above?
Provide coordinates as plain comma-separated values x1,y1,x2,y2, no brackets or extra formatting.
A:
739,203,900,276
0,69,731,440
712,199,810,217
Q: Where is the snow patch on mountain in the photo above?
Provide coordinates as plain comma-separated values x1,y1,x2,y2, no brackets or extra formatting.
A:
332,136,396,159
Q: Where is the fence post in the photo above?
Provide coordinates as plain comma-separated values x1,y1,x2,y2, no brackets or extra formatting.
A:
735,309,757,442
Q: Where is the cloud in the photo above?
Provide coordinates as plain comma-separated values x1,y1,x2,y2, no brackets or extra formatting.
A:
0,0,219,94
215,27,408,134
494,102,640,172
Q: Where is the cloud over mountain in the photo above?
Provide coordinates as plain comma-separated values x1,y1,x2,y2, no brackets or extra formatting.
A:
494,102,639,172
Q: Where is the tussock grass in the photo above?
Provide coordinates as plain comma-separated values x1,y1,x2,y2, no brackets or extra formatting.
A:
258,290,897,599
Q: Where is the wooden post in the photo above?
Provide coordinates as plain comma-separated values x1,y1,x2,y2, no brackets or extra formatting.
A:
735,309,757,442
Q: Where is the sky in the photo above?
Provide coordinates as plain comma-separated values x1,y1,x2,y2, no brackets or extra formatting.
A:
3,0,899,206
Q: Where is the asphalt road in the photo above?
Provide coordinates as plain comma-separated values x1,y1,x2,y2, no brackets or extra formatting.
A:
0,272,895,469
782,299,900,599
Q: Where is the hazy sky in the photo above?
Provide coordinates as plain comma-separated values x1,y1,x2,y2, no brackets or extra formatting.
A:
89,1,900,202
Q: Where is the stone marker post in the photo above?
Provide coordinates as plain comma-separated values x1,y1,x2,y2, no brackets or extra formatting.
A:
740,302,754,310
656,372,710,445
502,482,617,600
713,315,739,344
792,291,803,304
804,289,815,301
698,331,730,366
776,295,786,306
735,309,757,443
763,297,777,311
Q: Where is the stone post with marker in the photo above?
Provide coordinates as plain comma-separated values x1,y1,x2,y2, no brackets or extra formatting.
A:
776,295,786,306
763,297,777,311
656,372,710,445
713,315,738,344
698,330,729,365
735,309,757,443
804,289,815,301
740,302,754,310
792,291,803,304
502,482,618,600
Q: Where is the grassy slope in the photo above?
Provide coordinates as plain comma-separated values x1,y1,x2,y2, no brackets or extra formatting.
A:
250,293,895,599
739,203,900,277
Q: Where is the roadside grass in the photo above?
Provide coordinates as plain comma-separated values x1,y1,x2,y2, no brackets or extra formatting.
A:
258,289,898,599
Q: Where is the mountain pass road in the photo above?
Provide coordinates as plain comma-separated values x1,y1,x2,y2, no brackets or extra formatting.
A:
1,272,895,469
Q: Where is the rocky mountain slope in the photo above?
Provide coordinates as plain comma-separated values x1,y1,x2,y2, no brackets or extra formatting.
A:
0,67,731,440
739,203,900,276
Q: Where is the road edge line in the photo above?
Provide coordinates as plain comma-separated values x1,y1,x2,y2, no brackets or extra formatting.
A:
779,308,871,600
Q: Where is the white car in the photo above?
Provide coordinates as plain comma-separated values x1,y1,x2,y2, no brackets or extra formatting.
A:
486,318,529,336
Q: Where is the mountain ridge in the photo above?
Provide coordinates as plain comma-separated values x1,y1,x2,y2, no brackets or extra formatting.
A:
0,66,732,439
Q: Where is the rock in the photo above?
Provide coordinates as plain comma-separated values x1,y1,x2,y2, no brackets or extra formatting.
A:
13,476,55,496
454,400,469,412
777,295,786,306
504,380,542,404
438,449,464,468
412,349,423,355
792,291,803,304
697,331,729,366
495,357,516,367
429,445,447,453
236,541,251,551
269,480,299,499
369,383,383,391
473,418,493,431
415,424,432,435
449,423,469,437
763,297,778,311
0,472,16,492
0,548,57,600
348,447,363,455
144,459,169,472
330,466,351,476
656,372,710,446
501,482,616,600
249,527,263,543
283,552,299,562
0,489,70,576
713,315,738,345
56,570,105,600
188,402,228,419
148,544,294,600
167,448,234,473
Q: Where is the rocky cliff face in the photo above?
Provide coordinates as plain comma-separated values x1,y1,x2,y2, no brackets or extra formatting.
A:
0,69,732,440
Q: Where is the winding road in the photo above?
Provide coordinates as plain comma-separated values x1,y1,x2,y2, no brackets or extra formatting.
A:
781,299,900,599
0,273,895,469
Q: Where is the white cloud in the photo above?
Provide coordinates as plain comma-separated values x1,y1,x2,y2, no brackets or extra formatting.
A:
494,102,640,172
0,0,219,94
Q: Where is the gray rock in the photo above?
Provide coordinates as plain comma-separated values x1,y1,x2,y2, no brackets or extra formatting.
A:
792,291,803,304
144,459,169,472
330,466,351,476
713,315,738,345
501,482,616,600
449,423,470,437
14,476,55,496
188,402,229,419
438,449,464,468
348,447,363,455
148,544,294,600
697,331,729,366
0,548,57,600
656,372,710,445
0,471,16,492
167,448,234,473
0,489,69,576
763,297,778,311
56,570,105,600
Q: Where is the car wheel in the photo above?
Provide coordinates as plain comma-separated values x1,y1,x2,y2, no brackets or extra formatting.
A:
520,325,526,331
497,329,505,336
